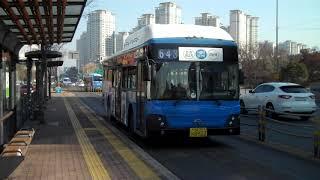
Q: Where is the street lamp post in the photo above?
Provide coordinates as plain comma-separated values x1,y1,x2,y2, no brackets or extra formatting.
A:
275,0,279,75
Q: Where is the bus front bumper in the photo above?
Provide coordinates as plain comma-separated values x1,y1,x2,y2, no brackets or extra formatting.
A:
148,127,240,137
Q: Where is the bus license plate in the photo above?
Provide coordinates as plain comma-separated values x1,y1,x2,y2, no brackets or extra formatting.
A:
189,128,207,137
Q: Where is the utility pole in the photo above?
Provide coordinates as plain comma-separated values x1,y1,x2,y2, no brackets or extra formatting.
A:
275,0,279,76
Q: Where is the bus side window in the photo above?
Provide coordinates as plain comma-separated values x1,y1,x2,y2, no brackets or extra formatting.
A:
112,70,117,87
107,69,113,81
128,68,136,89
104,69,108,81
122,68,128,89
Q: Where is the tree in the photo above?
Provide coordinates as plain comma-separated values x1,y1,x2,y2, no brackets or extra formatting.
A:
280,62,308,84
65,67,78,82
301,52,320,82
82,63,97,74
239,42,277,88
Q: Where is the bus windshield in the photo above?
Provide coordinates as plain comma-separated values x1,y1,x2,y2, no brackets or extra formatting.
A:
93,76,103,81
199,62,238,100
151,62,238,100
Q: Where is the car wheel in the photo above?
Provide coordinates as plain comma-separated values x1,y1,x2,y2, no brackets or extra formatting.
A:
240,100,247,114
266,103,277,119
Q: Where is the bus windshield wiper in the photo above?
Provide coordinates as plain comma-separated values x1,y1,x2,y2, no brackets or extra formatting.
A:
213,99,221,106
173,97,185,106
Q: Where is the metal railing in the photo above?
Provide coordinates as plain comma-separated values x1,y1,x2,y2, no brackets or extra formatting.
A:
59,85,103,92
0,111,16,146
240,106,320,158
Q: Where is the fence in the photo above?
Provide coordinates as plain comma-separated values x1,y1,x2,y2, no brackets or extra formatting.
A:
60,85,102,92
240,106,320,159
1,92,38,150
0,111,16,148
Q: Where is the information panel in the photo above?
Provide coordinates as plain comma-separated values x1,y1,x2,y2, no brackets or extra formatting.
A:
178,47,223,62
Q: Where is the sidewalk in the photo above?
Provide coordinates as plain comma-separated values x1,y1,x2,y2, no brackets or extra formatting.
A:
5,92,178,180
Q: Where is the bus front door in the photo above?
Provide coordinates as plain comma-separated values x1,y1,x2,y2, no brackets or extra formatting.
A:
115,69,122,119
136,63,146,135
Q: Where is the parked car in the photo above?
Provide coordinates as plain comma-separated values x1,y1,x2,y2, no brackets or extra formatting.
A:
240,82,317,120
310,83,320,104
20,84,34,95
62,77,72,86
77,82,85,87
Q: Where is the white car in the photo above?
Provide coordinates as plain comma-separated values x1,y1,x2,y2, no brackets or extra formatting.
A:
62,77,72,85
240,82,317,120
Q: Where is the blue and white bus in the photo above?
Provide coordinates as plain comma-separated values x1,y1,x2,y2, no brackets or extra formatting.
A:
84,73,103,92
102,24,240,138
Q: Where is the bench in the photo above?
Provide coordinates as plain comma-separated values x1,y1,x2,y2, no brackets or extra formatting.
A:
0,128,35,179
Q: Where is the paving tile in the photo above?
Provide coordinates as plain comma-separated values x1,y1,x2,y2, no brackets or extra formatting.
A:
7,97,91,180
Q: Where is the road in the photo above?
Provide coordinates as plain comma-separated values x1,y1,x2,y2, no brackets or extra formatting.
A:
240,108,320,154
78,92,320,180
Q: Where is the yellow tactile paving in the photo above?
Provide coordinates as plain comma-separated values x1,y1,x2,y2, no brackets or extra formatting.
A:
64,98,111,180
76,99,161,180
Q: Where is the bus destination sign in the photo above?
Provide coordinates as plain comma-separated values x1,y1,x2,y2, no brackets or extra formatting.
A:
157,49,178,60
178,47,223,62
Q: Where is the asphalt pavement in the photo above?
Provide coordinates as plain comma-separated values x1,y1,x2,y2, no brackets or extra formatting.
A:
240,108,320,154
78,92,320,180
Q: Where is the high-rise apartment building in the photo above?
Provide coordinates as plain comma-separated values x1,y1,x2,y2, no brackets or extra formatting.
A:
279,40,307,55
297,43,303,54
229,10,259,51
195,13,220,27
133,14,155,32
291,41,298,55
76,32,88,70
248,16,259,51
87,10,115,62
138,14,155,28
155,2,182,24
279,40,292,55
259,41,275,56
115,32,130,52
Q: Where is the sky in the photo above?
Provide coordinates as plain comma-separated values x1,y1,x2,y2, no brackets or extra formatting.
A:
65,0,320,50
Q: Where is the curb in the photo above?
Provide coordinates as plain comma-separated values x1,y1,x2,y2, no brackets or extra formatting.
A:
237,134,320,164
78,96,180,180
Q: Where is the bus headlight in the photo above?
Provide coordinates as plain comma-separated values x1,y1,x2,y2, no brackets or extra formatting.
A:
226,114,240,127
146,114,167,131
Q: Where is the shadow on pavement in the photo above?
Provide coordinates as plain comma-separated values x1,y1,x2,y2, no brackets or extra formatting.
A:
0,157,23,179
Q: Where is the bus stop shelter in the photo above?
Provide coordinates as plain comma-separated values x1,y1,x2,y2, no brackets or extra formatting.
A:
0,0,87,147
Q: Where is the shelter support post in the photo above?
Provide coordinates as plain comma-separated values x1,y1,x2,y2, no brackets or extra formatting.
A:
0,47,3,145
48,68,51,99
9,53,16,110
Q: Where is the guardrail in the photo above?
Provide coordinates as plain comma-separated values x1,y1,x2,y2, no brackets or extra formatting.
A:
0,111,16,147
1,92,38,149
62,86,86,92
60,85,103,92
240,106,320,159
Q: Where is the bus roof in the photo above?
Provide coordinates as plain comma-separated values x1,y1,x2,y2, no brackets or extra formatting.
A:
123,24,234,52
102,24,235,64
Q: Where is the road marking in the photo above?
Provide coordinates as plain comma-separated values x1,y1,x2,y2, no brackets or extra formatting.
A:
84,128,98,131
77,99,160,180
63,98,111,180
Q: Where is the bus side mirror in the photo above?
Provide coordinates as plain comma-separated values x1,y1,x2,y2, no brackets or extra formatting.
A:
143,63,151,81
151,64,156,80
